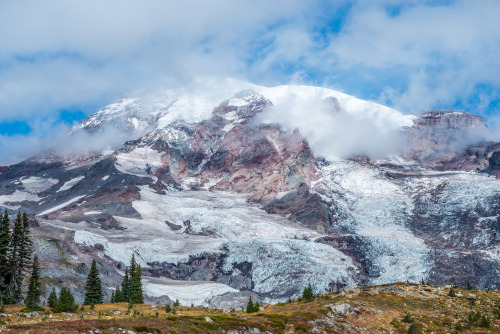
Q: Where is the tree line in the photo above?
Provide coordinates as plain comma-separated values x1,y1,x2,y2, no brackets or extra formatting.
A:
0,210,32,304
0,210,143,311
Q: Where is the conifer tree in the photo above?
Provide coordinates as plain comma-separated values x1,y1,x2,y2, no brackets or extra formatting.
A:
19,213,33,270
302,283,314,302
25,255,41,308
8,212,25,302
128,255,137,302
131,264,143,304
121,268,130,302
57,287,77,312
48,288,57,308
84,259,103,305
110,290,115,303
165,304,172,313
246,296,255,313
115,286,122,303
0,210,10,301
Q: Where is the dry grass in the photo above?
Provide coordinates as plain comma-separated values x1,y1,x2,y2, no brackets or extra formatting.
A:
2,283,500,333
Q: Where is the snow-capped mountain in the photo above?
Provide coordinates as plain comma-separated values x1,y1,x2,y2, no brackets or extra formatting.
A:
0,78,499,307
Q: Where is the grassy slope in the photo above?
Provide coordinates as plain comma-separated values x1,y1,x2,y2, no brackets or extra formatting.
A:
2,282,500,333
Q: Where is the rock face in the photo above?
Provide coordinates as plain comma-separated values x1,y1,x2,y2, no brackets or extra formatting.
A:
0,81,499,307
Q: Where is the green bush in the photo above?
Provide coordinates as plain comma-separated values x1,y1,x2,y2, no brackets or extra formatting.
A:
56,287,78,313
402,313,414,323
408,323,420,334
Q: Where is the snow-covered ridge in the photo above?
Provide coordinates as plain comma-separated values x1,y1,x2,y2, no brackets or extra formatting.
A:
78,78,413,159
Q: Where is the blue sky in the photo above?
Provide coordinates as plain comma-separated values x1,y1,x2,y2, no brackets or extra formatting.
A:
0,0,499,162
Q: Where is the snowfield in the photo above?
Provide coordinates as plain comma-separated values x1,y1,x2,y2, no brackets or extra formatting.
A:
57,186,359,303
315,160,431,284
142,277,238,307
0,176,58,209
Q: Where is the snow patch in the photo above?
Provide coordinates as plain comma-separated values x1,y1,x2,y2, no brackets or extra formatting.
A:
20,176,58,193
38,195,86,215
143,278,237,307
115,147,163,179
57,176,85,192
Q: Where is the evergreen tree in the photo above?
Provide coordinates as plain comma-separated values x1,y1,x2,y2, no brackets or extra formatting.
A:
48,288,57,308
165,304,172,313
131,264,144,304
19,213,33,271
246,296,255,313
25,255,41,308
0,210,10,302
173,299,180,307
128,255,137,302
57,287,77,312
110,290,115,303
84,259,103,305
480,315,491,328
254,301,260,312
466,279,472,290
448,286,456,297
121,268,130,302
302,283,314,302
408,323,420,334
8,212,24,302
114,286,123,303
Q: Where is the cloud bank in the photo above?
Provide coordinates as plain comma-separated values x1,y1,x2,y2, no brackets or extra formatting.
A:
1,0,499,163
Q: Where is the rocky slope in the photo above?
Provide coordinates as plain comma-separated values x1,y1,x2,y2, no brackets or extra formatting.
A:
0,79,499,307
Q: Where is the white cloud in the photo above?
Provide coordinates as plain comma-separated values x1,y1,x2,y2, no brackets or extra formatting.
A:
324,0,500,113
0,0,499,163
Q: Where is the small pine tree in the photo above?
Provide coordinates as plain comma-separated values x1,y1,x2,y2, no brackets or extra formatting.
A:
173,299,180,307
288,297,292,303
246,296,255,313
466,279,472,290
25,255,41,308
84,259,103,305
448,286,456,297
254,301,260,312
420,278,425,285
402,313,414,323
128,255,137,302
121,268,130,302
57,287,77,312
165,304,172,313
131,263,143,304
117,286,124,303
480,315,490,328
455,321,463,331
48,288,57,308
408,323,420,334
302,283,314,302
110,290,115,303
